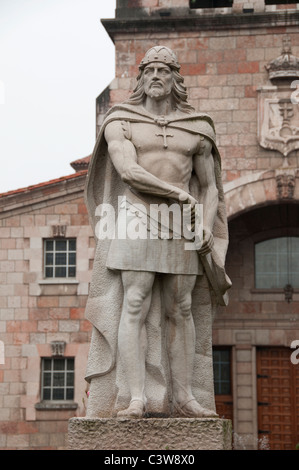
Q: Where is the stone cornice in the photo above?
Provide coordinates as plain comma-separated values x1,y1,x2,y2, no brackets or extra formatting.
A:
102,11,299,42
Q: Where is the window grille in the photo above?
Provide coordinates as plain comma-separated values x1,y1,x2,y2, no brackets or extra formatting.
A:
41,357,75,401
190,0,233,8
255,237,299,289
265,0,297,5
213,348,231,395
44,238,76,278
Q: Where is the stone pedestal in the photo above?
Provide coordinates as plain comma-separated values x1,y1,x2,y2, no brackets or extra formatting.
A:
68,417,232,450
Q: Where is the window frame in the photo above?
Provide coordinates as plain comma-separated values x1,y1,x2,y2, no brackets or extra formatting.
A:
213,347,232,396
254,236,299,290
265,0,297,5
43,238,77,280
190,0,233,8
40,356,75,402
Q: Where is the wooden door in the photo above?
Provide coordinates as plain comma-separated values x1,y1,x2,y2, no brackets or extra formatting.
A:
257,347,299,450
215,395,233,421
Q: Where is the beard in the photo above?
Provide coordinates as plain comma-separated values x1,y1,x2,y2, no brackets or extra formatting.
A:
146,83,172,100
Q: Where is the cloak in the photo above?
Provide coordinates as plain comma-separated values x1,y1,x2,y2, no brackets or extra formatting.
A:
84,103,231,417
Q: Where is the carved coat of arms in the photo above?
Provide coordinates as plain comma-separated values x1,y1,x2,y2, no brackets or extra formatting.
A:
257,36,299,159
258,87,299,157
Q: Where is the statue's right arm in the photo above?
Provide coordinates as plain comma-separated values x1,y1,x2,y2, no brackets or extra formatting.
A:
104,121,197,206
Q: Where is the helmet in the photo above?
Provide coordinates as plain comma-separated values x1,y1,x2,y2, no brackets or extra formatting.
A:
139,46,180,71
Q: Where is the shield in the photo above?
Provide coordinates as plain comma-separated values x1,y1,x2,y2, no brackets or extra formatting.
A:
258,85,299,157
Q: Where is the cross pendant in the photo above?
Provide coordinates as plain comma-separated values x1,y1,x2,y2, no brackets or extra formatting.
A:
155,126,174,149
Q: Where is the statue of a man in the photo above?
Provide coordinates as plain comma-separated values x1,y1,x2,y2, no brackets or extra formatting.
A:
84,46,231,419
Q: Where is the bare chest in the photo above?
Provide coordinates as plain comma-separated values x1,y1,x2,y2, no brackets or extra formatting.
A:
127,122,202,187
130,122,201,157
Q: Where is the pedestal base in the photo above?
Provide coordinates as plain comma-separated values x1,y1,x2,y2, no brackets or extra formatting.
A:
68,417,232,450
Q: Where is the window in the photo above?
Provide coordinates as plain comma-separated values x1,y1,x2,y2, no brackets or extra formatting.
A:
255,237,299,289
44,239,76,278
213,348,233,421
41,357,75,401
190,0,233,8
213,348,231,395
265,0,296,5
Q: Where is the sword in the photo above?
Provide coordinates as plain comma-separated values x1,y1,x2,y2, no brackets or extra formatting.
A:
199,251,229,307
190,203,229,307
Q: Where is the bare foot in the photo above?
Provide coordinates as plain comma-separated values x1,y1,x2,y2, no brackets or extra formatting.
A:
117,399,145,418
175,399,218,418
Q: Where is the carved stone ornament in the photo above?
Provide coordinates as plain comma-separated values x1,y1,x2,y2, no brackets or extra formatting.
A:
51,341,66,357
275,167,296,199
258,36,299,159
52,225,66,238
258,86,299,158
265,35,299,82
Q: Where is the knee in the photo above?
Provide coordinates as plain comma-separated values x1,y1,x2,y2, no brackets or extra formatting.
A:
166,293,192,321
125,288,148,317
178,294,193,319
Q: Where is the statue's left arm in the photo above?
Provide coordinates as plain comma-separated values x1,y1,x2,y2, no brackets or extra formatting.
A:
192,137,219,255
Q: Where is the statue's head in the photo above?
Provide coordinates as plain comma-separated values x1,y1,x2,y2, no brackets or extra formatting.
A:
126,45,194,114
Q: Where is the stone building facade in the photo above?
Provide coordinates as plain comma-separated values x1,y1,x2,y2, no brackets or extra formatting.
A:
0,170,93,449
1,0,299,450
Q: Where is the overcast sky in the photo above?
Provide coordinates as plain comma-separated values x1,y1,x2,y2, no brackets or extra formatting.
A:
0,0,116,193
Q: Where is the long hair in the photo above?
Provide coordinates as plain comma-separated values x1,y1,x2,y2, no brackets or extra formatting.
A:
125,68,195,114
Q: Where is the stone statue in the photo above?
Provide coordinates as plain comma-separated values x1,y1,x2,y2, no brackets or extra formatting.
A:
84,46,231,419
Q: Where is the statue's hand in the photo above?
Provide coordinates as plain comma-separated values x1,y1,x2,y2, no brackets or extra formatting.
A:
178,191,198,208
196,227,214,255
178,192,198,232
